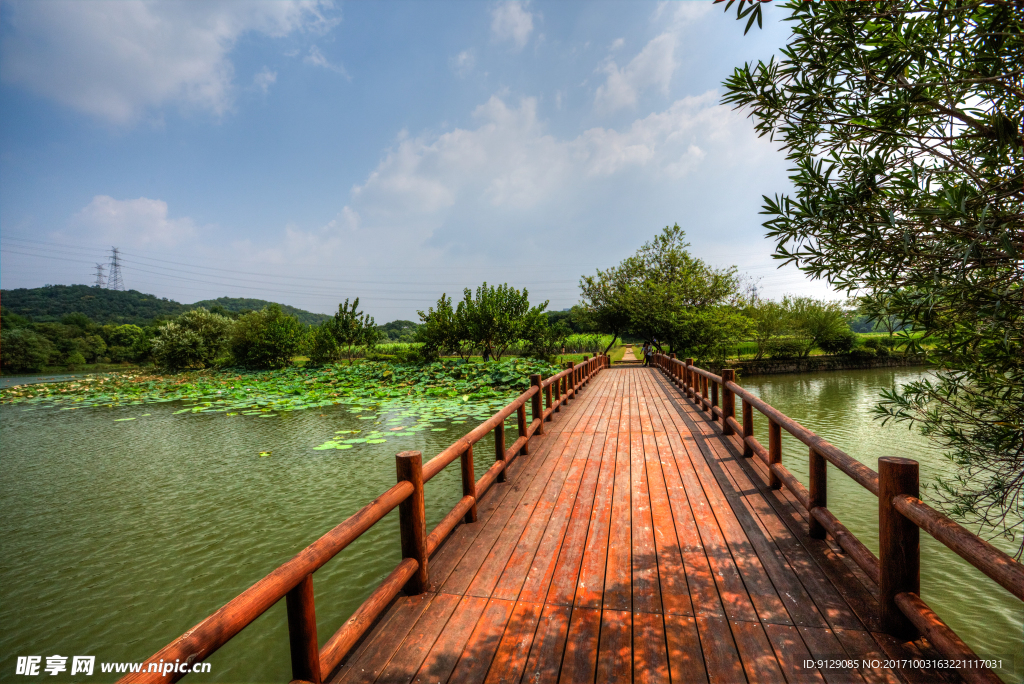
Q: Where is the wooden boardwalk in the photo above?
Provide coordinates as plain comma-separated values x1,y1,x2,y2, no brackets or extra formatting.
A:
327,367,960,684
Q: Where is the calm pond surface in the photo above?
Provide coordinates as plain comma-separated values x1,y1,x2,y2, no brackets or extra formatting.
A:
1,366,1021,682
741,367,1022,682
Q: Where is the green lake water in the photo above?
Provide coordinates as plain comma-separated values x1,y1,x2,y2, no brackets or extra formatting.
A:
0,367,1021,682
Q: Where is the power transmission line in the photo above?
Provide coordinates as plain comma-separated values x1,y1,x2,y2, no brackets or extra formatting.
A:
107,247,124,291
93,263,106,288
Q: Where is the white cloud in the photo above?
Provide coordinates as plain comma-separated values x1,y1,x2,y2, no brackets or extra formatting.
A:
304,45,350,77
68,196,198,247
0,0,338,124
450,50,476,78
491,1,534,49
252,68,277,94
342,90,770,254
594,32,677,112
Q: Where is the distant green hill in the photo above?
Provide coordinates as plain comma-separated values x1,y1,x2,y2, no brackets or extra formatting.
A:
192,297,330,325
1,286,330,326
1,285,187,325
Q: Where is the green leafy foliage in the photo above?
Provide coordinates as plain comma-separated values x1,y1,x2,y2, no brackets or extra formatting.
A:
0,285,187,324
151,308,233,371
193,297,330,326
229,304,305,369
332,298,382,365
721,0,1023,551
0,328,57,372
458,283,549,361
417,284,551,362
580,225,747,364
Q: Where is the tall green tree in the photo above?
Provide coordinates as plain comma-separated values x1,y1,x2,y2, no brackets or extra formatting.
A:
331,298,381,365
151,308,233,371
229,304,305,369
458,283,548,361
720,0,1023,552
581,225,745,363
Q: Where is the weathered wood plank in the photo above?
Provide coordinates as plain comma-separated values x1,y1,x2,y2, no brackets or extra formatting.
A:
446,598,516,684
558,607,601,684
664,614,709,684
596,609,632,683
332,594,434,684
482,600,543,684
602,382,633,613
762,623,829,684
633,611,671,684
375,593,462,684
695,615,746,684
520,603,571,684
411,596,489,684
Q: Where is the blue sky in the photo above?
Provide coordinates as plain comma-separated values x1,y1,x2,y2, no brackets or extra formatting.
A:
0,0,836,321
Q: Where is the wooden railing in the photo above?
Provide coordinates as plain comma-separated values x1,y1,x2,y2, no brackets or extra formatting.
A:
654,353,1022,684
120,355,608,684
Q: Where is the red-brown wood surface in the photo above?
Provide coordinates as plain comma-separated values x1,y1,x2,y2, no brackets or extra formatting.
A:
254,366,975,684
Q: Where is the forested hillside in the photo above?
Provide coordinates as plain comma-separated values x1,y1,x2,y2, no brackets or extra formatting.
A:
1,286,331,326
1,285,186,324
192,297,329,325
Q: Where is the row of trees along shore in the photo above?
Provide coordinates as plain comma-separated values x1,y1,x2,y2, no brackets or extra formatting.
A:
1,267,908,377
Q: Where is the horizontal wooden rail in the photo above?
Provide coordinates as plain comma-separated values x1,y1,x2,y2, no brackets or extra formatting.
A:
318,557,419,675
893,494,1024,602
894,592,1004,684
723,379,880,496
810,506,881,583
652,352,1020,682
121,356,606,683
119,480,414,683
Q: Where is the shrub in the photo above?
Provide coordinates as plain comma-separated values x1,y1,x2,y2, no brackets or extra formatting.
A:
817,329,857,355
229,305,305,370
104,324,150,362
151,308,232,371
864,337,882,350
1,328,56,373
765,338,809,359
849,347,877,359
305,321,340,365
65,351,87,369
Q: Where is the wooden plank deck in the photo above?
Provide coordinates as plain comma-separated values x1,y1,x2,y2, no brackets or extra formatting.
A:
327,367,958,684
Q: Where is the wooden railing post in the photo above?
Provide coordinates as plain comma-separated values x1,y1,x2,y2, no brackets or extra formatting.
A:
721,369,735,434
544,380,553,421
685,358,694,397
808,448,826,538
711,377,719,421
742,400,754,457
517,401,529,455
768,419,782,489
495,422,507,483
568,361,575,397
286,574,321,684
701,375,709,410
396,451,427,594
530,375,544,435
460,443,478,523
879,457,920,639
583,356,590,385
553,373,561,412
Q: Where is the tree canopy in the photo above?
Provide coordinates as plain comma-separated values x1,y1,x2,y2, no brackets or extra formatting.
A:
721,0,1023,552
580,225,746,363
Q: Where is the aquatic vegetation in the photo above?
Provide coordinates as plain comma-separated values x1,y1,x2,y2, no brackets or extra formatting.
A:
0,358,561,423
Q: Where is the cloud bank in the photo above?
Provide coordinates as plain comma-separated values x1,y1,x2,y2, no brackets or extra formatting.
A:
0,0,338,123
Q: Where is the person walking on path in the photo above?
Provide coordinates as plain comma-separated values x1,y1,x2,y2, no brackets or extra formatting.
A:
642,341,652,367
